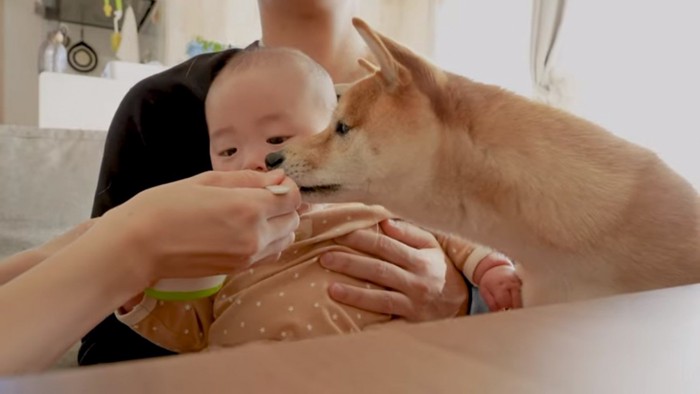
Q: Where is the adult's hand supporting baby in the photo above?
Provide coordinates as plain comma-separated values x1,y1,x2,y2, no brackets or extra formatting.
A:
319,219,468,321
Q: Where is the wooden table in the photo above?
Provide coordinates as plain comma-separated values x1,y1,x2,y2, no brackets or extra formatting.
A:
3,284,700,393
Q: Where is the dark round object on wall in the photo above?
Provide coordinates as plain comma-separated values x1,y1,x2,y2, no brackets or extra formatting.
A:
68,27,98,73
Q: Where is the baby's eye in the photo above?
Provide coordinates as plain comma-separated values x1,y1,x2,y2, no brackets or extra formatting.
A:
219,147,237,157
267,136,290,145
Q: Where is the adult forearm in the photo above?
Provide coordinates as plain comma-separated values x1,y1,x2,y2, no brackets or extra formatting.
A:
0,249,46,286
0,230,150,375
0,219,96,286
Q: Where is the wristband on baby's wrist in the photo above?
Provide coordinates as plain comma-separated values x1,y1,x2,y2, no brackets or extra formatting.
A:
462,247,512,286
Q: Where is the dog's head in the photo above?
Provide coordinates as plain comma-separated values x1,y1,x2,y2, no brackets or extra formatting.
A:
266,18,451,206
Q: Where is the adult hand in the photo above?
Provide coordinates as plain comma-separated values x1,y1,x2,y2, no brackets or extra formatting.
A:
319,219,468,321
98,169,301,283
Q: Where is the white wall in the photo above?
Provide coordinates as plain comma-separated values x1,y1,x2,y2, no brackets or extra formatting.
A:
434,0,532,96
2,1,42,126
0,0,4,123
158,0,261,66
433,0,699,189
558,0,700,189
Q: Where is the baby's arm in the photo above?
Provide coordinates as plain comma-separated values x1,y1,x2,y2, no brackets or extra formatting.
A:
116,294,215,353
437,235,522,311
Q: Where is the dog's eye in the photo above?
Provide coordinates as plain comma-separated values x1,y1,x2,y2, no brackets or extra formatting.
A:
335,122,351,135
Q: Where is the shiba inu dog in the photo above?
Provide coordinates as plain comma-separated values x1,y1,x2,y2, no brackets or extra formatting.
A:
266,18,700,306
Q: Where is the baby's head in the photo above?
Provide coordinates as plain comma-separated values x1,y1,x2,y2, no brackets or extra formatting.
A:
206,47,337,171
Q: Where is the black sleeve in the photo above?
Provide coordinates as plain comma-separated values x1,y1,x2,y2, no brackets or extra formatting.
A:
79,49,242,365
91,82,153,218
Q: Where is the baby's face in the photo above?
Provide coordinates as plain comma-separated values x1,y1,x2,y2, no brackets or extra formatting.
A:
207,68,334,172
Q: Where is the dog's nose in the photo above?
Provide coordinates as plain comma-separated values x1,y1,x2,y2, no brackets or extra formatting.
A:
265,151,285,170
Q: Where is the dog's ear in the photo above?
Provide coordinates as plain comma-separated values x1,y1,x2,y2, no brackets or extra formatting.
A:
357,58,380,74
353,17,411,91
354,17,450,122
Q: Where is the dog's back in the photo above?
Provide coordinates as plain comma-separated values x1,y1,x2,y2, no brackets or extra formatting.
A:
277,18,700,306
426,73,700,304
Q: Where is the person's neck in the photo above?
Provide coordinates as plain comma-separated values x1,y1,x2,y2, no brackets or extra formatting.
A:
259,4,371,84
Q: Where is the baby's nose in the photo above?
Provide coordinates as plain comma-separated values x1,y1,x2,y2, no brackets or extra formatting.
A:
240,151,268,172
265,151,285,170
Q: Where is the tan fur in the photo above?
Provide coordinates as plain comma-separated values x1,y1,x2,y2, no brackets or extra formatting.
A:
275,18,700,306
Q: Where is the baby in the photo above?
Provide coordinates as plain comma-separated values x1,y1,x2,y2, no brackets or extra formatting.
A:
117,47,522,352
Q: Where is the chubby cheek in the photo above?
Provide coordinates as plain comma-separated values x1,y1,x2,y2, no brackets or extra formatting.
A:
209,155,242,172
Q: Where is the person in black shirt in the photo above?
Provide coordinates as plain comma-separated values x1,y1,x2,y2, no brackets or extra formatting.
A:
80,0,470,365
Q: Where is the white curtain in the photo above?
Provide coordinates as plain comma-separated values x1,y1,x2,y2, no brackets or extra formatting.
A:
530,0,569,108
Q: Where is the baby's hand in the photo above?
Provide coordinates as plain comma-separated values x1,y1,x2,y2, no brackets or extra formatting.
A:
118,293,145,314
478,264,522,311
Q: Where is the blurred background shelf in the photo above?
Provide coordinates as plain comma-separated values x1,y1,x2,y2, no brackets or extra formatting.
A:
35,0,157,31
